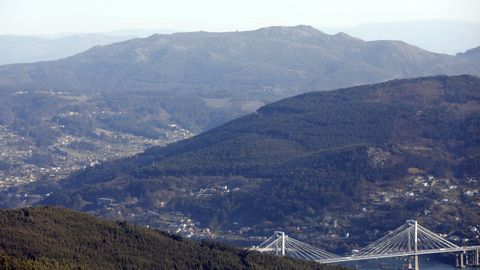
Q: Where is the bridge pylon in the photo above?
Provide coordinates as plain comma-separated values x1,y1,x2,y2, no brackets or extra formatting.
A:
252,231,339,261
359,219,459,257
274,231,286,256
406,220,419,270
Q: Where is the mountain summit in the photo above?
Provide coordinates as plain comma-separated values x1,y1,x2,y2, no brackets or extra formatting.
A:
0,26,478,131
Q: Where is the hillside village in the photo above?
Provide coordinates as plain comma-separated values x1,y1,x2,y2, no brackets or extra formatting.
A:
0,90,194,190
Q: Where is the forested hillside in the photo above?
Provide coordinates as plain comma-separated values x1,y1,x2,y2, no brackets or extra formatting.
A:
34,75,480,251
0,26,479,196
0,207,346,270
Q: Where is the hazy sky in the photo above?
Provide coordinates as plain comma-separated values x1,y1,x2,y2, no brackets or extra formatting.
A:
1,0,479,35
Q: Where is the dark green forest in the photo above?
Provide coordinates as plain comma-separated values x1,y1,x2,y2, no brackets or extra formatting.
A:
0,207,347,270
30,75,480,248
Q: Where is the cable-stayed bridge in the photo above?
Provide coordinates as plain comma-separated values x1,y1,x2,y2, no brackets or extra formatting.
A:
254,231,340,261
251,220,480,269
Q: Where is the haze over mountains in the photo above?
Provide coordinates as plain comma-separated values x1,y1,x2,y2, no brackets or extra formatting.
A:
2,20,478,66
0,29,178,66
0,34,132,65
321,20,480,55
1,25,479,132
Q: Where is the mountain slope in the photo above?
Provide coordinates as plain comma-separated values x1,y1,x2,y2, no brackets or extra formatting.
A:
3,26,479,189
0,25,479,132
38,75,480,250
457,46,480,69
0,207,344,270
1,25,477,92
62,74,480,181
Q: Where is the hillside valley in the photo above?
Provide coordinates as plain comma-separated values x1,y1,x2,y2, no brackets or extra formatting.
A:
11,75,479,253
0,26,480,194
0,89,194,191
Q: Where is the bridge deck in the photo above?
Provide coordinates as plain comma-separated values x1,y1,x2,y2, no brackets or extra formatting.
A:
316,246,480,264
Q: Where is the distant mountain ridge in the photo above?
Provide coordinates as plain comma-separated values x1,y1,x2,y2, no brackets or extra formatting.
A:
0,25,479,131
321,20,480,55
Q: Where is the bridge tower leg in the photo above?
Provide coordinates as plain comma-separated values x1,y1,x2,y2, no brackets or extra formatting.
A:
413,221,419,270
456,252,465,268
469,249,480,266
476,249,480,266
274,231,286,256
407,220,419,270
